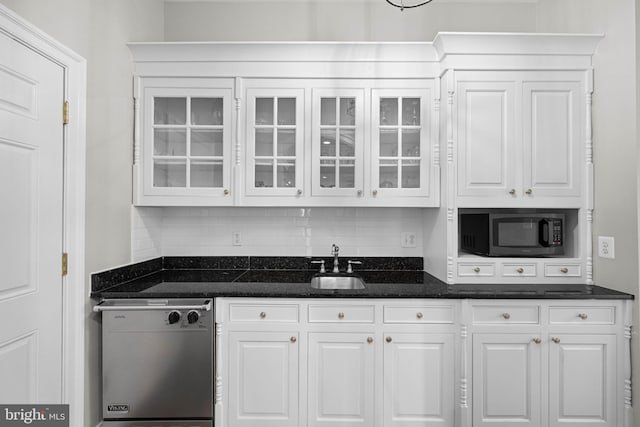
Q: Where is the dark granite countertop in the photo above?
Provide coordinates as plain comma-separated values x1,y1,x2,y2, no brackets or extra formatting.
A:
91,256,633,300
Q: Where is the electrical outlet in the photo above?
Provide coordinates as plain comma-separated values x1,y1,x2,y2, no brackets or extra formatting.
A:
401,232,417,248
598,236,615,259
232,231,242,246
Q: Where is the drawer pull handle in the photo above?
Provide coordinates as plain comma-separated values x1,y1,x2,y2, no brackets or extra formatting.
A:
260,312,266,319
290,336,297,343
502,312,511,320
525,188,532,195
509,188,516,195
386,336,392,343
552,337,561,344
367,337,373,344
473,267,481,273
516,267,524,274
578,313,588,320
416,312,423,319
532,337,541,344
560,268,569,274
338,312,345,319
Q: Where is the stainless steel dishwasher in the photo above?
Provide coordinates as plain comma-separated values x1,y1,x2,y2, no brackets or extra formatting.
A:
94,298,213,427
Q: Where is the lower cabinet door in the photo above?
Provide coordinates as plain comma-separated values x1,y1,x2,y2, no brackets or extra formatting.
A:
228,331,299,427
308,332,375,427
383,332,455,426
548,334,616,427
472,333,542,427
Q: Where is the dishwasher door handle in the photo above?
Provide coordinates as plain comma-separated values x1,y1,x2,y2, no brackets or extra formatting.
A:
93,299,212,313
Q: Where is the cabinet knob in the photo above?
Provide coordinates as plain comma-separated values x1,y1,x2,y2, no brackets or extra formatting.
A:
532,337,542,344
525,188,533,195
416,312,423,319
338,312,345,319
516,267,524,274
509,189,516,195
367,337,373,344
578,313,588,320
296,189,302,195
560,268,569,274
260,311,266,319
357,190,363,196
386,336,392,343
373,189,378,196
552,337,561,344
224,189,230,195
502,312,511,320
290,336,297,343
473,267,481,273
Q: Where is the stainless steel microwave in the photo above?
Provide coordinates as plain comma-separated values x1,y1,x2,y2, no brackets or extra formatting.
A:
460,212,564,257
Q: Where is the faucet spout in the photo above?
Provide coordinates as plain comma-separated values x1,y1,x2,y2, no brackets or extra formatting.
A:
331,244,340,273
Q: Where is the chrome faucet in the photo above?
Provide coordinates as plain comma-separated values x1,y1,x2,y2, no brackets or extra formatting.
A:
331,244,340,273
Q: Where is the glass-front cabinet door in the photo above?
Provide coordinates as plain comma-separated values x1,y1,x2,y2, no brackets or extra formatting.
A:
371,88,432,199
311,89,364,198
139,82,233,205
246,88,304,197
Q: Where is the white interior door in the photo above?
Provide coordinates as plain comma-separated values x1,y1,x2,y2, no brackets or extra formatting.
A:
0,30,64,403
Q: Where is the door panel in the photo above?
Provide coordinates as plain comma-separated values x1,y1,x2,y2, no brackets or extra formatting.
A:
472,334,541,427
548,334,616,427
457,80,516,198
228,331,299,427
523,81,581,198
308,333,375,427
0,31,64,403
383,333,454,426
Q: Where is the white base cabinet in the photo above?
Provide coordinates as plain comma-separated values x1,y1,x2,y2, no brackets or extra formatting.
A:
216,298,631,427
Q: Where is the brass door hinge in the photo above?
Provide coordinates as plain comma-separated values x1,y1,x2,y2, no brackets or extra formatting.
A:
63,101,69,125
62,253,68,276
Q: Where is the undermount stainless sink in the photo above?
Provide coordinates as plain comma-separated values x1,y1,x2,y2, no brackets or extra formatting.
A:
310,275,366,290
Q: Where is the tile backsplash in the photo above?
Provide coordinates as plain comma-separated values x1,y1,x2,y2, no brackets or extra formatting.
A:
132,206,425,262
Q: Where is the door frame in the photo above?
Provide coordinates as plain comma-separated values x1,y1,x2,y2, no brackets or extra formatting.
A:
0,4,86,426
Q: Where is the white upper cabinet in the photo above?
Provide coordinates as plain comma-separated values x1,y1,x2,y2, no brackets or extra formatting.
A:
134,78,234,206
311,88,365,199
245,85,305,199
372,87,436,202
454,70,585,208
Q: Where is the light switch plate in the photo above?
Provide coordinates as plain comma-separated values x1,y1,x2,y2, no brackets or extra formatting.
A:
598,236,615,259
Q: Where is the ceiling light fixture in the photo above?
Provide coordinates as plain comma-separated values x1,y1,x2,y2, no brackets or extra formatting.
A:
385,0,435,11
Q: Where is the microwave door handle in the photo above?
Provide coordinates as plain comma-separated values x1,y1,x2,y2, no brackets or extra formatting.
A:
539,220,550,247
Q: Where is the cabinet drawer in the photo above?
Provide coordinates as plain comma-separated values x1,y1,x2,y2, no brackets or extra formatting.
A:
383,305,455,324
502,263,537,277
229,304,299,322
308,305,375,323
472,305,540,324
549,306,616,325
544,263,582,277
458,263,495,277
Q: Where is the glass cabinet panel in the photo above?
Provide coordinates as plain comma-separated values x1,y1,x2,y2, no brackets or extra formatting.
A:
251,95,300,191
318,97,356,189
376,96,423,190
152,96,225,189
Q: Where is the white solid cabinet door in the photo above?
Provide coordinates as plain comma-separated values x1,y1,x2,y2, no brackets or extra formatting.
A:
456,80,517,199
472,334,542,427
308,332,375,427
383,333,455,427
227,331,299,427
0,32,64,403
548,334,616,427
522,81,582,199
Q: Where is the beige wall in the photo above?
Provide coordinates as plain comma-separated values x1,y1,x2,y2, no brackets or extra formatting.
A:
535,1,639,424
1,0,637,425
0,1,164,425
164,0,536,41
